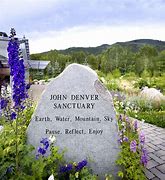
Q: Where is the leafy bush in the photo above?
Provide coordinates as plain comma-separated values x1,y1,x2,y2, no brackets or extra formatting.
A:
112,69,121,79
134,78,150,89
113,92,165,128
122,72,137,81
129,111,165,128
141,70,151,78
152,74,165,94
0,107,98,179
116,115,147,180
127,96,165,112
106,79,121,91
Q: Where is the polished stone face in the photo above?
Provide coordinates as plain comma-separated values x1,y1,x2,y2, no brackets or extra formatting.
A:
27,63,120,178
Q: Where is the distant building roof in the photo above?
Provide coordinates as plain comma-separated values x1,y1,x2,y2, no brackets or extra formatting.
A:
0,36,50,70
28,60,50,70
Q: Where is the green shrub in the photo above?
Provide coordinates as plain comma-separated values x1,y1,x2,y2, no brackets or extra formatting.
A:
129,111,165,128
116,115,147,180
106,80,120,91
0,106,98,179
134,78,150,89
112,69,121,79
95,70,106,78
123,72,137,81
141,70,151,78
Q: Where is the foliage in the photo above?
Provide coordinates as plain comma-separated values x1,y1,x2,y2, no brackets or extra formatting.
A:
29,38,165,81
150,74,165,94
116,115,147,180
129,111,165,128
134,78,150,89
122,72,137,81
0,28,97,180
112,69,121,79
59,160,98,180
106,80,120,91
0,106,98,179
113,89,165,128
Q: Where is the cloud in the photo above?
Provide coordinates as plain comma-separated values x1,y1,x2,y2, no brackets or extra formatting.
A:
29,24,165,53
0,0,61,33
1,0,165,35
1,0,165,52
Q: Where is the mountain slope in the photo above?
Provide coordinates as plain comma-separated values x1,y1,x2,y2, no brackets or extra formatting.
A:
58,44,110,55
115,39,165,52
31,39,165,56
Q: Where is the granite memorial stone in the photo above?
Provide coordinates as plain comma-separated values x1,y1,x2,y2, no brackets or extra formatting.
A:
27,63,120,178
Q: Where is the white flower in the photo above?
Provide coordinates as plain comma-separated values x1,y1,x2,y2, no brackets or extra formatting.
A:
120,102,123,106
134,110,138,113
127,101,130,106
142,119,145,124
121,122,126,126
48,174,54,180
49,135,56,143
126,107,130,111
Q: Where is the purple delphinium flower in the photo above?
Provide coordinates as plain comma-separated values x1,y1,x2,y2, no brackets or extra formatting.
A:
7,29,27,109
26,83,31,90
0,98,8,109
11,112,17,120
76,159,87,171
40,138,49,150
36,138,49,157
130,140,137,153
141,148,148,166
38,147,46,155
123,136,129,142
118,137,123,144
139,132,145,146
134,120,138,131
60,164,73,173
125,116,129,122
118,136,129,144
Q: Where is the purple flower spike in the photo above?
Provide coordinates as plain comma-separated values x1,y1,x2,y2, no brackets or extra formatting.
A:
130,140,137,153
139,131,145,146
141,148,148,166
11,112,17,120
60,164,73,173
7,30,27,109
36,137,50,157
40,138,49,150
76,159,87,171
125,116,129,122
118,137,123,144
26,83,31,90
123,136,129,142
38,147,46,155
134,121,138,131
0,98,8,109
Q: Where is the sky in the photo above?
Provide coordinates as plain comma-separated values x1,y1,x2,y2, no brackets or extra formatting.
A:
0,0,165,53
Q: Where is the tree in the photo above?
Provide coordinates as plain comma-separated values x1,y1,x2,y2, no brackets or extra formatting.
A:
156,50,165,75
71,51,86,64
87,54,99,69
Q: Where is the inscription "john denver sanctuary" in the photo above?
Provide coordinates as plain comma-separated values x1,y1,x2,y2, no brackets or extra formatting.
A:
50,94,99,101
50,94,99,109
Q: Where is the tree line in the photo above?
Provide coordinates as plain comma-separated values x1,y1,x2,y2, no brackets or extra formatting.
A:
30,44,165,79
